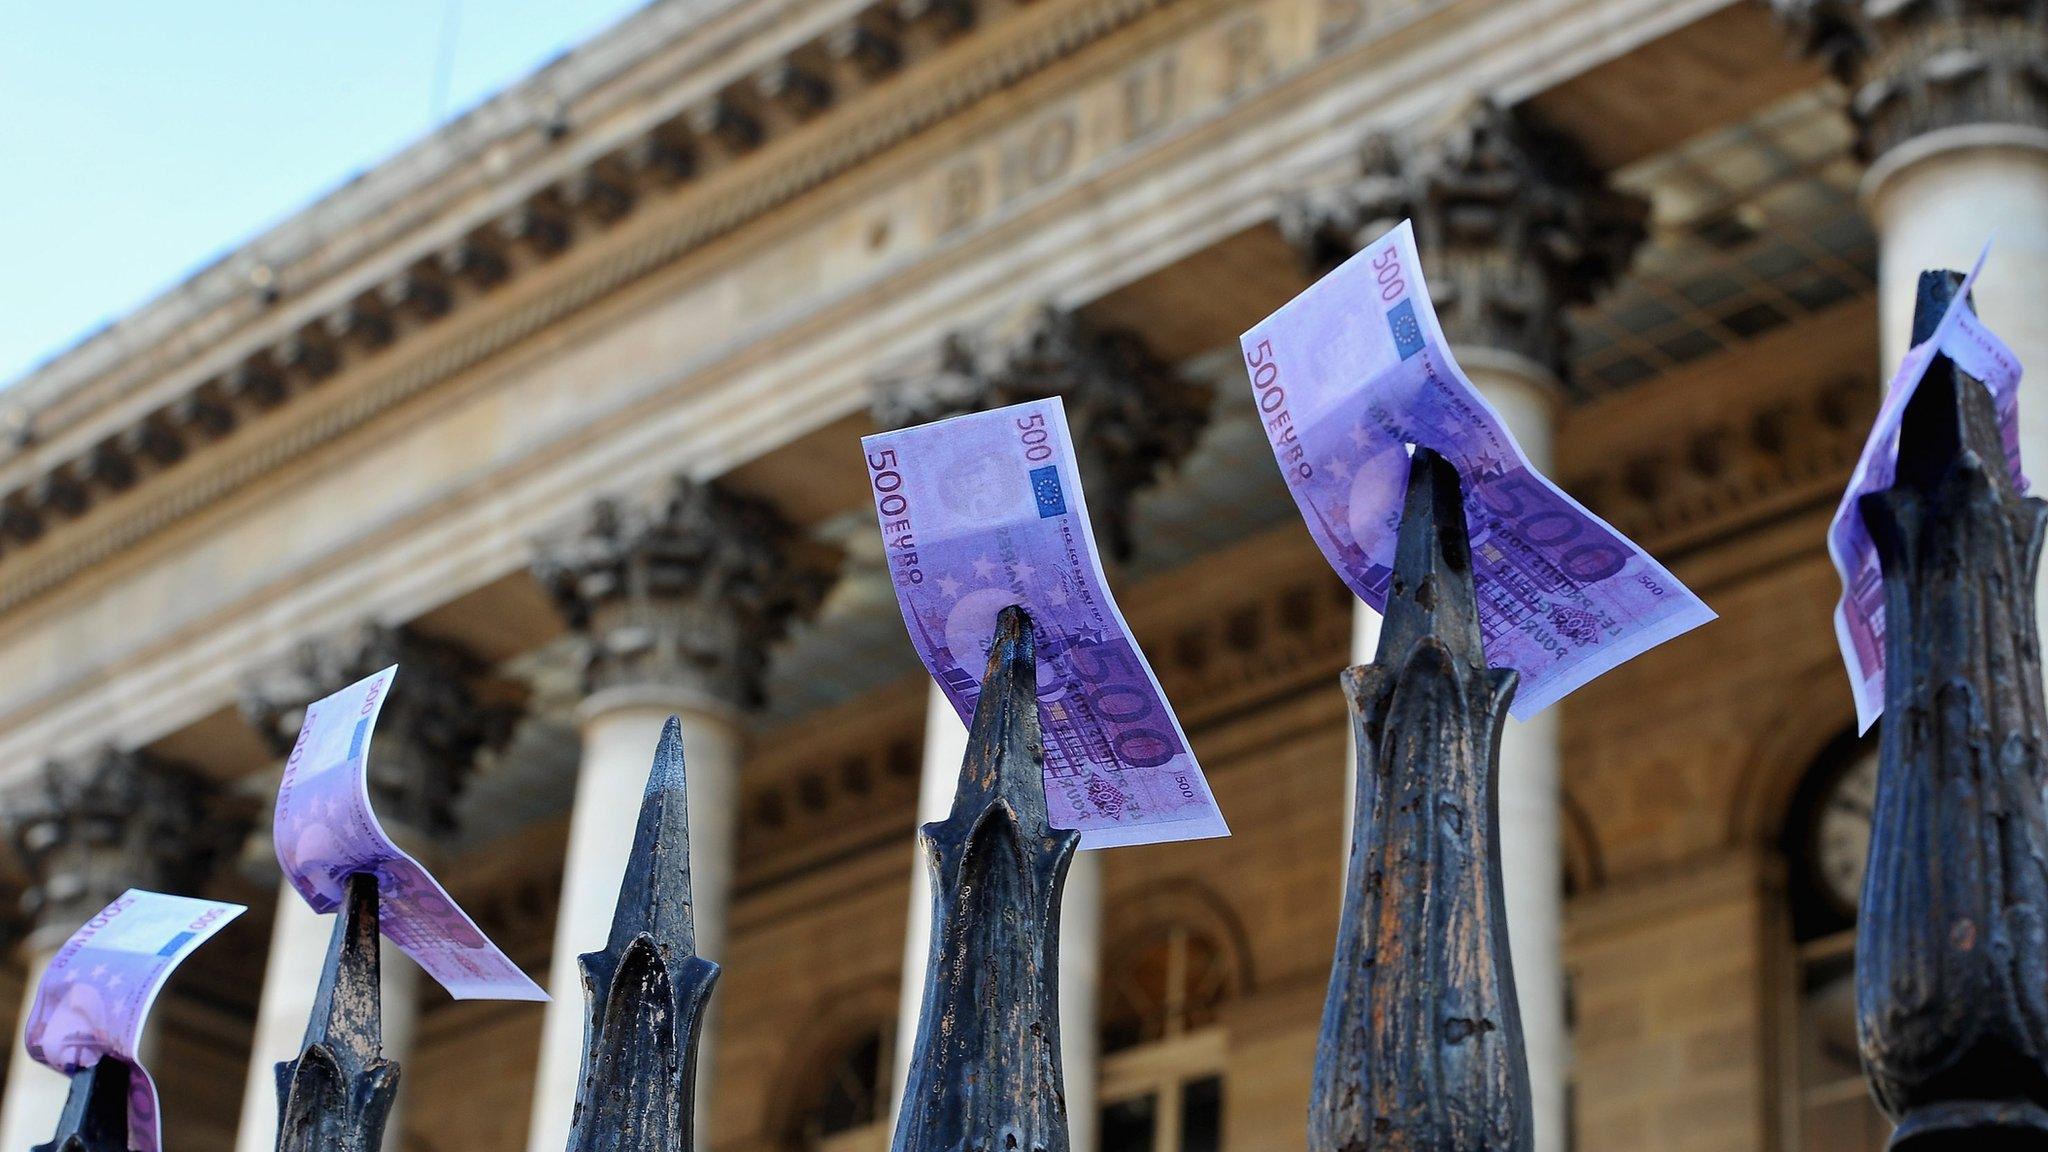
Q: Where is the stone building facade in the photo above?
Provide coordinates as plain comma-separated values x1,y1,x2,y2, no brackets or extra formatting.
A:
0,0,2041,1150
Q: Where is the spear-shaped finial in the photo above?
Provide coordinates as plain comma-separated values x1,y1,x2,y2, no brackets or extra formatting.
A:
1374,446,1489,667
1851,271,2048,1149
564,716,720,1152
275,872,399,1152
894,605,1077,1152
32,1058,131,1152
1313,447,1529,1152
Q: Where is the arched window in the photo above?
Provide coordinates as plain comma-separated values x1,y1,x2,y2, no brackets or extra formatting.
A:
1098,920,1241,1152
1782,732,1886,1152
792,1025,894,1152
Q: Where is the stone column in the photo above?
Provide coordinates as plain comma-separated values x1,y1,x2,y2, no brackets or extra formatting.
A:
871,306,1210,1152
232,625,510,1152
526,477,832,1152
1778,0,2048,597
889,685,965,1129
1283,99,1649,1152
0,748,224,1152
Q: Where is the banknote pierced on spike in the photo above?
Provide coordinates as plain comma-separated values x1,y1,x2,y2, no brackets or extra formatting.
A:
24,890,245,1152
1824,241,2025,731
275,666,547,1000
1239,219,1715,716
862,397,1228,849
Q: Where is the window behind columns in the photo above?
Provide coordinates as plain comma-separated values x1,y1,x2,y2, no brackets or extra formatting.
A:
791,1024,894,1152
1781,730,1886,1152
1098,920,1240,1152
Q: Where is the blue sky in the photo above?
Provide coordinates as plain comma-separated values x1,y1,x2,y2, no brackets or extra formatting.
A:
0,2,650,388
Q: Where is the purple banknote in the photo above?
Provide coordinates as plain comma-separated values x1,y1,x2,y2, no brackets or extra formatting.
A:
863,397,1228,848
24,890,244,1152
276,667,545,1000
1828,244,2024,731
1239,219,1715,717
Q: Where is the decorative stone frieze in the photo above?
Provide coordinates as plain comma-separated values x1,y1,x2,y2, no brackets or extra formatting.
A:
1280,99,1649,380
533,477,837,710
870,305,1210,558
1774,0,2048,161
239,623,515,838
4,747,227,938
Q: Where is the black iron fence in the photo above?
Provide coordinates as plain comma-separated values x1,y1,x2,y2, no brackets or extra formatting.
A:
30,267,2043,1152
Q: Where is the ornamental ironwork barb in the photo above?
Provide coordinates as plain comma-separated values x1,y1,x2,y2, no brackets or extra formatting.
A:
273,872,400,1152
893,605,1077,1152
561,716,719,1152
1312,447,1532,1152
32,1058,131,1152
1856,270,2048,1149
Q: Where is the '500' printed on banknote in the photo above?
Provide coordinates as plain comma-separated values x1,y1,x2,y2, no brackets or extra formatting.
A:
864,398,1228,849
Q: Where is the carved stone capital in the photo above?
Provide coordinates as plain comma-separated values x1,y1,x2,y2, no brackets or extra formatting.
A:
5,748,226,941
534,478,836,710
1774,0,2048,163
240,623,513,839
869,305,1211,558
1280,100,1648,381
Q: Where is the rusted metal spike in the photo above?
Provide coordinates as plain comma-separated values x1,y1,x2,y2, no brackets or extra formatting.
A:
893,605,1076,1152
32,1058,130,1152
1854,270,2048,1151
274,871,399,1152
564,716,720,1152
1314,447,1529,1152
1375,446,1487,667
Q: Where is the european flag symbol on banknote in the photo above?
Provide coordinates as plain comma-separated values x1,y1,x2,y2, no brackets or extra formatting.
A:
1031,465,1067,518
1387,299,1424,360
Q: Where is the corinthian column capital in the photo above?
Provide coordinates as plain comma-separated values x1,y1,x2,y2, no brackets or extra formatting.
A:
239,623,513,839
4,747,229,941
1774,0,2048,163
869,304,1211,558
1280,99,1649,382
533,477,836,712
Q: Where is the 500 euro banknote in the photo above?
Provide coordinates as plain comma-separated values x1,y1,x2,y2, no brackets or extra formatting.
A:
1828,244,2025,731
276,667,545,1000
1240,219,1714,716
25,890,244,1152
864,397,1228,848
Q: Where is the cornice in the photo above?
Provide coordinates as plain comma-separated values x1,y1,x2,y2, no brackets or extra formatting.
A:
0,0,1187,612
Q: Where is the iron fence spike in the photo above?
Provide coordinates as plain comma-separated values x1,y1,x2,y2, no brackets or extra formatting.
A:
894,604,1077,1152
563,714,719,1152
1315,448,1529,1152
